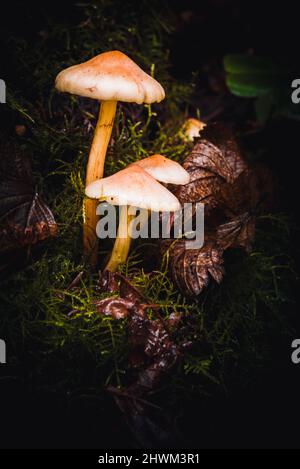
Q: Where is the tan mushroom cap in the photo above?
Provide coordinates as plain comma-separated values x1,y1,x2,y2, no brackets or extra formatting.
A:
131,154,190,185
85,165,181,212
55,50,165,104
182,118,206,141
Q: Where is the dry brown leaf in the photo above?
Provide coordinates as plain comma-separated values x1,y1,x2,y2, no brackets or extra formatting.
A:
201,122,247,179
163,124,274,297
174,122,247,212
0,143,57,251
217,213,256,253
162,237,225,297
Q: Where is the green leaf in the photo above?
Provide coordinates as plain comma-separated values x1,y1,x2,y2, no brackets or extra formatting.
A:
226,73,281,98
224,54,300,122
224,54,285,76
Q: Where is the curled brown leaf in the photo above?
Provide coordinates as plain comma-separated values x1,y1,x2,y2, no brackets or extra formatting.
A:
162,237,225,297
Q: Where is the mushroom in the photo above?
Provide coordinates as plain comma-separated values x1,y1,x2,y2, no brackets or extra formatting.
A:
181,118,206,141
85,165,181,272
55,50,165,265
130,154,190,185
129,154,190,232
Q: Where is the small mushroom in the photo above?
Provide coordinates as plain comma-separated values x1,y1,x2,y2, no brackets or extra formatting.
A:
181,118,206,141
130,154,190,185
55,50,165,266
129,154,190,238
86,165,181,272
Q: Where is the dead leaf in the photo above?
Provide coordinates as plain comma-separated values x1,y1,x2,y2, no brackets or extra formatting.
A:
162,237,225,297
162,124,274,297
94,297,136,319
201,122,248,180
215,166,274,219
96,272,182,393
98,269,120,293
174,123,247,211
95,276,185,448
0,143,57,250
217,213,256,253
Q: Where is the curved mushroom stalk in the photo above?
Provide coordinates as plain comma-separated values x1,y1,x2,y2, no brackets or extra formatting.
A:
105,206,150,273
105,206,135,272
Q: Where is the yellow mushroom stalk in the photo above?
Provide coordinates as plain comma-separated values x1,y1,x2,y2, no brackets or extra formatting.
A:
83,100,117,266
104,205,135,273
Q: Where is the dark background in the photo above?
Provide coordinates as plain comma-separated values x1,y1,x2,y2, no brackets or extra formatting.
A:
0,0,300,449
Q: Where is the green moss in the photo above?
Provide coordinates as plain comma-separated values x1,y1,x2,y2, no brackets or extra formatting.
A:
0,211,296,395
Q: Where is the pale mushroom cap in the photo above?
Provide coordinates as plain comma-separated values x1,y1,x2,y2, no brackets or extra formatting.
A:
131,154,190,185
55,50,165,104
182,118,206,141
85,166,181,212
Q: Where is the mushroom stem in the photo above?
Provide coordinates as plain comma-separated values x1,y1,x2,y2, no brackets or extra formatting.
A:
105,207,150,272
83,100,117,266
105,206,134,272
86,100,117,184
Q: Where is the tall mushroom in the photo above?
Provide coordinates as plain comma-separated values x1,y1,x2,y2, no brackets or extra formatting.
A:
55,51,165,266
85,165,181,272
